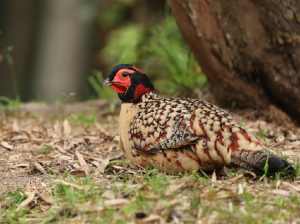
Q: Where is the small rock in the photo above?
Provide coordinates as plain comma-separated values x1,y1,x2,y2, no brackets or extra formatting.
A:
276,135,285,143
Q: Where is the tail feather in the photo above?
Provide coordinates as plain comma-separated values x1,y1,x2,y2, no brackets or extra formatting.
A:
231,150,294,176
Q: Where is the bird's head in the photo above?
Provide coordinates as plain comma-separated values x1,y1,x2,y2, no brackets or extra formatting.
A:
103,64,156,103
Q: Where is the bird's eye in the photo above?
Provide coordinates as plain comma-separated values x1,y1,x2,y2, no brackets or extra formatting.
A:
122,72,128,77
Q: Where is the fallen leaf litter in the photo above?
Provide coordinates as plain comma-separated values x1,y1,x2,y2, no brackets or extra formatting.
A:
0,106,300,223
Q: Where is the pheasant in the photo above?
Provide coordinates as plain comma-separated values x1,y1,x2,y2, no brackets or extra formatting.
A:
103,64,293,176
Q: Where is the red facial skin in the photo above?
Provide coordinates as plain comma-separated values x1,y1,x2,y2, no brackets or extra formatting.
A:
110,69,135,93
111,67,153,102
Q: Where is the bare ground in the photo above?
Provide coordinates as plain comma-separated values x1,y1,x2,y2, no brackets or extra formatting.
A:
0,101,300,223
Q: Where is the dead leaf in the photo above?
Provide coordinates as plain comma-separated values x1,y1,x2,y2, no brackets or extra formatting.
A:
1,141,13,150
91,161,100,167
63,139,78,150
76,150,87,166
78,199,129,212
39,192,53,204
276,180,281,189
32,161,52,176
211,170,217,183
63,119,72,136
11,133,28,142
212,191,235,199
95,157,110,174
103,190,115,200
18,218,44,222
286,141,300,146
282,182,300,191
109,152,124,161
144,194,161,199
228,174,243,182
55,145,68,154
113,135,120,142
13,163,30,168
76,150,91,173
243,171,257,183
281,151,300,156
12,119,19,132
72,163,81,169
243,172,257,179
104,198,129,206
107,144,115,154
58,154,73,162
166,182,185,195
18,191,36,209
269,189,290,196
0,132,19,141
36,155,55,159
112,165,122,170
69,170,87,177
240,206,248,215
238,184,244,194
54,179,89,190
54,120,61,134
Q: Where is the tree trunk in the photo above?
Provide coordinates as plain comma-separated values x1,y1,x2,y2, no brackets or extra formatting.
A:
168,0,300,123
32,0,94,103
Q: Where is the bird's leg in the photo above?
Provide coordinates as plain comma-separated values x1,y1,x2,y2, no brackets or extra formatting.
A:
134,145,159,155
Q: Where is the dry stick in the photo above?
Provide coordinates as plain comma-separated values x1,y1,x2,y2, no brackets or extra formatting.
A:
30,150,55,178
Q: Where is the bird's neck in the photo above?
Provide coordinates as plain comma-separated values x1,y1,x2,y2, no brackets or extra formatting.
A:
119,82,158,103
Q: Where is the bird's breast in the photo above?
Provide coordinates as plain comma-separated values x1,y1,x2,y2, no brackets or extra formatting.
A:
118,103,139,162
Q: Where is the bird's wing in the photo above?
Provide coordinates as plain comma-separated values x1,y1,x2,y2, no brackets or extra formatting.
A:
129,100,198,153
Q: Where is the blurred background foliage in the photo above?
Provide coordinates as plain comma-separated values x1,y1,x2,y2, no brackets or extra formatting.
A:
0,0,206,104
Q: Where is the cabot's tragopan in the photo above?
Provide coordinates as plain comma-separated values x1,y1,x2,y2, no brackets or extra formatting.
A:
103,64,293,176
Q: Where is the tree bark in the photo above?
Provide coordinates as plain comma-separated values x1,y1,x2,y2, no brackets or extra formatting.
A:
169,0,300,122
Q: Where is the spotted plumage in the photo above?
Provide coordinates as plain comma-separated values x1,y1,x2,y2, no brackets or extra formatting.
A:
104,64,294,176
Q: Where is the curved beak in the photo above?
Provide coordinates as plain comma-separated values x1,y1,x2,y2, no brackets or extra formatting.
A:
102,79,111,88
103,79,122,88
